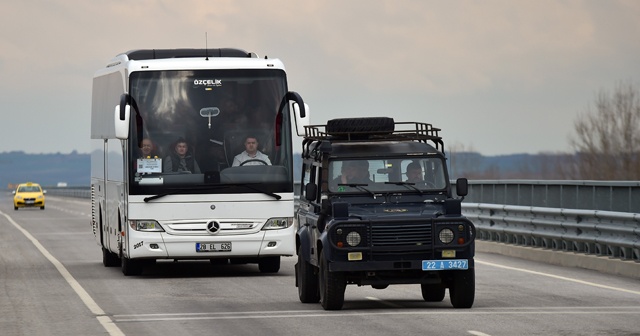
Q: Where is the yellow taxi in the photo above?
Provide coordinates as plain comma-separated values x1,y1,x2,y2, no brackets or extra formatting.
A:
13,182,46,210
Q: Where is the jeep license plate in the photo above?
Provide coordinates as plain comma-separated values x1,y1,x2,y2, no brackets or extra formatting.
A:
196,242,232,252
422,259,468,271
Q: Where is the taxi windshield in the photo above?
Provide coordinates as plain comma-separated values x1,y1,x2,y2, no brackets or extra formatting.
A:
18,186,41,192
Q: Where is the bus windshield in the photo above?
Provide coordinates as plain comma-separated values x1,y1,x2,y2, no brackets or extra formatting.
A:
127,69,293,196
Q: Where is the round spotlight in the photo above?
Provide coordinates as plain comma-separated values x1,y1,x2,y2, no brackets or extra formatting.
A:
439,228,455,244
346,231,361,247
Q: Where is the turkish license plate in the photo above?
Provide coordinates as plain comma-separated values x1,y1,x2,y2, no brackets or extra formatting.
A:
196,242,232,252
25,200,35,204
422,259,468,271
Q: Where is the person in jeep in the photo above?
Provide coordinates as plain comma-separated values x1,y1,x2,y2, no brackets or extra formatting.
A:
331,160,372,185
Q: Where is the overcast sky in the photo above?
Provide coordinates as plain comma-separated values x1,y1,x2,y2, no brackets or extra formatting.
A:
1,0,638,156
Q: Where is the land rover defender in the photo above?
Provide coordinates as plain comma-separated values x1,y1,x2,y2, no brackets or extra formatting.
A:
295,117,475,310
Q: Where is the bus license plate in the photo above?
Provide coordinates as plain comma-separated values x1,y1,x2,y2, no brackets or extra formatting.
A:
196,242,232,252
422,259,468,271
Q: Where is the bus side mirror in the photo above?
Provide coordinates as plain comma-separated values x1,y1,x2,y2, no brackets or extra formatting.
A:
456,177,468,197
114,104,130,139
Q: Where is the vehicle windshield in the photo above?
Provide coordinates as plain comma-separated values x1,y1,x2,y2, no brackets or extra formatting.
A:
127,69,293,196
18,186,41,192
328,157,447,193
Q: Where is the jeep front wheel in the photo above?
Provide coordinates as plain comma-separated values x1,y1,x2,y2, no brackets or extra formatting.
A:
449,269,475,308
318,255,345,310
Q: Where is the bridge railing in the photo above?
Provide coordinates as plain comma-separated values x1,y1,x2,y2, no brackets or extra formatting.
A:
44,181,640,262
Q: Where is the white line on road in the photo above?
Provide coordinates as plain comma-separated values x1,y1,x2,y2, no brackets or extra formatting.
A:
0,210,125,336
476,260,640,296
468,331,493,336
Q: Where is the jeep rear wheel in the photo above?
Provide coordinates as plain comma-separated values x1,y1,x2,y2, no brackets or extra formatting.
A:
421,283,446,302
326,117,394,135
318,255,345,310
296,247,320,303
449,269,475,308
258,256,280,273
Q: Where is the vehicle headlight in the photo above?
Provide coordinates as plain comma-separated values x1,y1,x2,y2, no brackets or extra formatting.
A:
130,220,164,232
37,195,44,199
346,231,361,247
262,217,293,230
15,195,23,200
439,228,455,244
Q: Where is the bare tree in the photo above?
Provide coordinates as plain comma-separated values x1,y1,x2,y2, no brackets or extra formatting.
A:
570,81,640,180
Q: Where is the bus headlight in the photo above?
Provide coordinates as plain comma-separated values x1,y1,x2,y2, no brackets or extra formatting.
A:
262,217,293,230
130,220,164,232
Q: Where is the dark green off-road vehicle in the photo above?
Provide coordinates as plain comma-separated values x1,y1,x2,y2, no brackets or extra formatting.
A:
295,117,475,310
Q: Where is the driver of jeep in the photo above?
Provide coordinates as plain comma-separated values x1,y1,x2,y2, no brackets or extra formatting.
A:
333,160,372,185
232,135,272,166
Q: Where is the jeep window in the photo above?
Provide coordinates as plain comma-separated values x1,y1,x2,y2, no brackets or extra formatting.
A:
328,157,447,193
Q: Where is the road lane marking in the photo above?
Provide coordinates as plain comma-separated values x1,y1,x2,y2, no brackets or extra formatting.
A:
476,260,640,296
469,331,492,336
366,296,405,308
0,210,125,336
112,307,640,322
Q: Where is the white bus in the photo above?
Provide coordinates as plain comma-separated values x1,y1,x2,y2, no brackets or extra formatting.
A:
91,48,308,275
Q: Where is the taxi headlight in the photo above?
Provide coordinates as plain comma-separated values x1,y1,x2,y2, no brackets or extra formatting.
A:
262,217,293,230
130,220,164,232
346,231,361,247
439,228,455,244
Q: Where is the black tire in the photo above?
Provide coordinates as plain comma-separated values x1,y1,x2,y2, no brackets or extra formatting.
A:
40,206,45,210
14,206,18,210
326,117,395,135
296,247,320,303
121,254,144,276
258,256,280,273
421,283,446,302
318,255,345,310
449,269,475,308
102,247,119,267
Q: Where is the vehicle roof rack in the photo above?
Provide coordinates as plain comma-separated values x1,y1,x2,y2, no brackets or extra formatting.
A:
303,121,443,150
124,48,254,60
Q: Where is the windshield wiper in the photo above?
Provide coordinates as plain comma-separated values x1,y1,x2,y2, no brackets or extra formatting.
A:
143,185,232,202
385,181,424,195
143,183,282,202
338,183,377,198
233,183,282,200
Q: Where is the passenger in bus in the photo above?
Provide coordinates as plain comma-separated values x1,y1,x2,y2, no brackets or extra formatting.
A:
405,161,424,183
163,138,201,173
232,135,272,166
139,138,158,158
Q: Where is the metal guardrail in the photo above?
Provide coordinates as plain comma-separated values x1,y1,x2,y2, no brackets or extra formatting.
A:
463,203,640,262
45,182,640,262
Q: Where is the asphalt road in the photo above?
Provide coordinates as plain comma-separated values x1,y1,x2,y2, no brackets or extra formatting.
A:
1,195,639,336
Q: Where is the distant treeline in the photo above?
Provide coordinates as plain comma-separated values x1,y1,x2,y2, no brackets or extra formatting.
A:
0,151,586,189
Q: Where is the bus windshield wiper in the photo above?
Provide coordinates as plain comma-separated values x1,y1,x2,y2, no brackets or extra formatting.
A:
385,181,424,195
232,183,282,200
143,185,232,202
143,183,281,202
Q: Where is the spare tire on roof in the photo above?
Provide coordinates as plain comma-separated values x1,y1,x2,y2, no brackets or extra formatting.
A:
326,117,395,136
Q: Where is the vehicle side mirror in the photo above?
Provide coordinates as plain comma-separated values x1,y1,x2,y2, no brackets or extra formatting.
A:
43,190,47,194
12,190,16,195
456,177,468,197
304,183,317,202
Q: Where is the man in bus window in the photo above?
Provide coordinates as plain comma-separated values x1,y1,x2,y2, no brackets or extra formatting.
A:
163,138,201,173
232,135,272,166
139,138,158,159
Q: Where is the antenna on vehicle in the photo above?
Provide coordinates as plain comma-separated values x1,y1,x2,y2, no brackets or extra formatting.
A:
205,32,209,60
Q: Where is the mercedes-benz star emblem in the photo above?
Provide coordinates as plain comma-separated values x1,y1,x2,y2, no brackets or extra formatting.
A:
206,221,221,234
